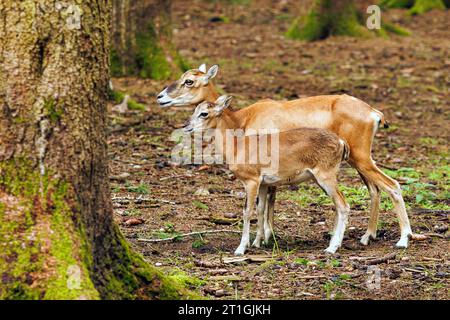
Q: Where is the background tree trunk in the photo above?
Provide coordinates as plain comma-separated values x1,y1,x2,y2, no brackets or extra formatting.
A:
111,0,187,79
286,0,371,41
0,0,193,299
380,0,447,14
286,0,417,41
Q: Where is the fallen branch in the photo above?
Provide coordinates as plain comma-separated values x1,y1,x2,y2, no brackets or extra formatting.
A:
297,275,327,279
422,257,443,262
194,260,221,268
138,229,242,243
403,267,423,274
377,163,398,171
422,232,445,239
222,255,278,265
366,252,397,265
203,216,239,225
159,174,191,181
112,196,177,205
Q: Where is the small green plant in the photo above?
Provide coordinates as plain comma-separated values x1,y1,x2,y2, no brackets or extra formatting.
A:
111,185,121,193
339,274,352,281
125,182,150,194
328,259,341,268
164,223,175,233
167,270,205,289
192,235,207,249
323,278,345,300
323,281,335,299
294,258,310,266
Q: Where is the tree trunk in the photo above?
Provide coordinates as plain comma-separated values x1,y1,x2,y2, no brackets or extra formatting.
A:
409,0,446,14
286,0,371,41
380,0,447,14
111,0,186,79
0,0,193,300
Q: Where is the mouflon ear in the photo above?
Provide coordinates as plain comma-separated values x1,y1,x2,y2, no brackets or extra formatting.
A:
198,64,207,73
214,95,232,113
206,65,219,79
198,65,219,85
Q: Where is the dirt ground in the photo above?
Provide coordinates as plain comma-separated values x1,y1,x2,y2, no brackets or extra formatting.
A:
109,0,449,299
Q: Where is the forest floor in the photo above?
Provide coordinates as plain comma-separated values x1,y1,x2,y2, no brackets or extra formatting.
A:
109,0,449,299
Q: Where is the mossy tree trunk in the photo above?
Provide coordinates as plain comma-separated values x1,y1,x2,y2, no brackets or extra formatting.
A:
286,0,371,41
380,0,447,14
111,0,186,80
0,0,193,300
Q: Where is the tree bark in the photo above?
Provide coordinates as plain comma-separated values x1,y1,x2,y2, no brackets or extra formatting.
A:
0,0,193,299
111,0,186,79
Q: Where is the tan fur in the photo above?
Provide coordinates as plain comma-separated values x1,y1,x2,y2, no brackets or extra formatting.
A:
186,99,350,254
162,69,413,248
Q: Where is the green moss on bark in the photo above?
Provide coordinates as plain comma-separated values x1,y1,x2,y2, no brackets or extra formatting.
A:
43,99,63,124
99,227,201,300
0,160,200,300
111,22,189,80
0,161,98,299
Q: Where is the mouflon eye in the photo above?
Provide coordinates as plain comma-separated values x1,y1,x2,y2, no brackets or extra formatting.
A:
184,79,194,86
199,112,208,118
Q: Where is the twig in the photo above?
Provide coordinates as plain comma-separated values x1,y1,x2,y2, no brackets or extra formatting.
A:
138,229,242,243
403,267,424,274
159,174,190,181
366,252,397,265
422,232,445,239
203,216,239,225
377,163,398,171
422,257,443,262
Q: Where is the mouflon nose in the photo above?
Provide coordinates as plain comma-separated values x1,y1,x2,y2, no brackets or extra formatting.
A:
157,94,163,99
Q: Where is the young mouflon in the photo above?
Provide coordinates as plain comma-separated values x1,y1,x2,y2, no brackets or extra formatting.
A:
184,95,351,256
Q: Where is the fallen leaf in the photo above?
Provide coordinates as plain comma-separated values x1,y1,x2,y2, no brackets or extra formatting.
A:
124,218,144,226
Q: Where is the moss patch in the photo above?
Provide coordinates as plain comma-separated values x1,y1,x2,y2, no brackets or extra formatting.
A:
100,228,201,300
409,0,446,14
0,160,98,299
43,99,63,124
380,0,447,14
